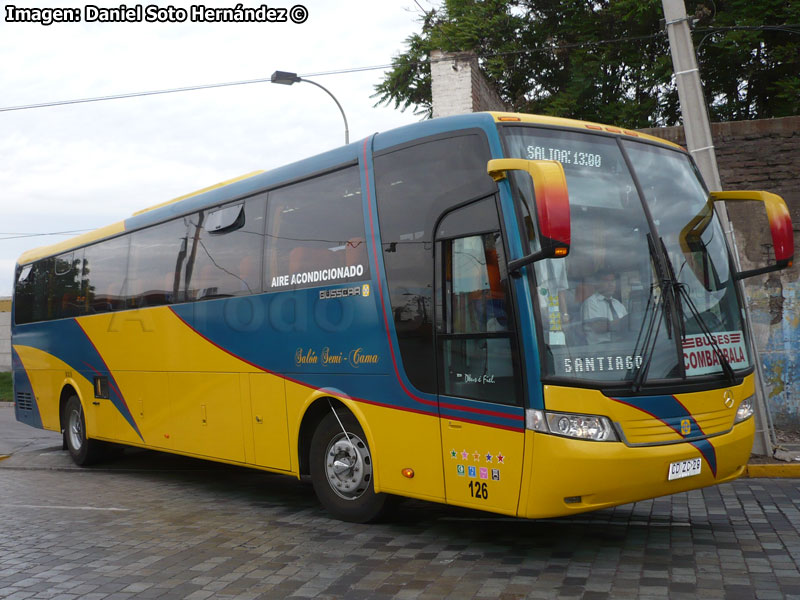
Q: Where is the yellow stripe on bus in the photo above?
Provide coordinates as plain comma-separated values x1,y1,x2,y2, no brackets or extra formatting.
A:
16,221,127,265
488,112,683,150
131,170,265,216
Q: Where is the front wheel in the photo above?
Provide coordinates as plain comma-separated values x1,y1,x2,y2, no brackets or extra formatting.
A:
63,395,103,466
309,410,389,523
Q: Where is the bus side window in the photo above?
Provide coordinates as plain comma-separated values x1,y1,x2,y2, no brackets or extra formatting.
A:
435,199,522,406
14,261,53,325
264,166,368,292
184,195,267,299
53,251,84,319
127,220,185,308
437,232,520,405
374,133,496,394
83,236,130,314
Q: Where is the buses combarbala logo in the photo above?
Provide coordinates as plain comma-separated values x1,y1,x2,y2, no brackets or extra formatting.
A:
682,331,747,376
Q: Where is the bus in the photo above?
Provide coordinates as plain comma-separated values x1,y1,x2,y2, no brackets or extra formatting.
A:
11,112,793,523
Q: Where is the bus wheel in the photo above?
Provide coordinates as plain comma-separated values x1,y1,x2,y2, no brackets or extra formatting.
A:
310,410,388,523
63,395,102,466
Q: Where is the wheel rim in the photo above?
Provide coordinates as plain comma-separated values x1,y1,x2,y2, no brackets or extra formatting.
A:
68,407,83,452
324,432,372,500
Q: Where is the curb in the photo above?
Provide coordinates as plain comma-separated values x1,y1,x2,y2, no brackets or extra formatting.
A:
745,463,800,478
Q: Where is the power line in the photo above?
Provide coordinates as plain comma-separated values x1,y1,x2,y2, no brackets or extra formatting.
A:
0,67,397,113
0,230,93,241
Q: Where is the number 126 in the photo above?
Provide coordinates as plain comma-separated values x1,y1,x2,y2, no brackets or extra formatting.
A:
469,481,488,499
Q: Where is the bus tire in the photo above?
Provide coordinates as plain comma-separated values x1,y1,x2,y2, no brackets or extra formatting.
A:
309,410,388,523
63,395,103,466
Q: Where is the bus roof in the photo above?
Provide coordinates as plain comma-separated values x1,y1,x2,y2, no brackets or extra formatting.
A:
16,112,683,265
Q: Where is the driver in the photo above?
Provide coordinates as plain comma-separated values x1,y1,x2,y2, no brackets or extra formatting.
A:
581,270,627,344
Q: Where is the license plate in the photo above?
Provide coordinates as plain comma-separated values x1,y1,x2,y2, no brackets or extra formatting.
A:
668,458,702,481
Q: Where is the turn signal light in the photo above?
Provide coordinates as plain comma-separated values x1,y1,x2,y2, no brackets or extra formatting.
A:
401,468,415,479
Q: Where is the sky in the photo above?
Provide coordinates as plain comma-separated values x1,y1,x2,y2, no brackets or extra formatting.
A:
0,0,428,296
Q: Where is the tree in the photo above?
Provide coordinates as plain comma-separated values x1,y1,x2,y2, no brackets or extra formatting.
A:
374,0,800,127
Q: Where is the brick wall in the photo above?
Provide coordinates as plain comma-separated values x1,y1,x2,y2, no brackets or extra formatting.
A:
642,117,800,429
0,298,10,372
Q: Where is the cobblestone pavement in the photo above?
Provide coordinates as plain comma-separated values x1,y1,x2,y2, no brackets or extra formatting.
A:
1,409,800,599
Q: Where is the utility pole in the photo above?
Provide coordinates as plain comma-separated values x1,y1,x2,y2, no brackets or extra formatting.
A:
662,0,774,456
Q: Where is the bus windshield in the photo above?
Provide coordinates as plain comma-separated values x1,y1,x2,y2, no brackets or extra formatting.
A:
502,126,750,385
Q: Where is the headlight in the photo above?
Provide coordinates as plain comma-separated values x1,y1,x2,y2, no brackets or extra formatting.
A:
735,396,754,423
526,409,618,441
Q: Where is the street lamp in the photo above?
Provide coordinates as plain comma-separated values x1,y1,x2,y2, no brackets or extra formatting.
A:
270,70,350,145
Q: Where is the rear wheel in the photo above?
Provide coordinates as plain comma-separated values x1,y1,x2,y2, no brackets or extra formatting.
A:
310,410,389,523
63,395,103,466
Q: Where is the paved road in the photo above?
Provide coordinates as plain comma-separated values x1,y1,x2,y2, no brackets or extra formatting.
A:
1,405,800,599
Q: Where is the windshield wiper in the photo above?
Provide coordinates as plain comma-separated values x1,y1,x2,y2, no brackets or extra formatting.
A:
630,234,672,392
658,237,735,383
630,282,665,392
674,281,736,384
626,230,738,391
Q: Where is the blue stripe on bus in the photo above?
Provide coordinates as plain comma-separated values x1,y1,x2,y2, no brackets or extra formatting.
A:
611,394,718,476
11,346,43,429
438,394,525,431
611,394,707,439
12,319,143,441
689,438,718,477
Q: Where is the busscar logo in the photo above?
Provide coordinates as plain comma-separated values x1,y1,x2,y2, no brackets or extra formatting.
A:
319,286,363,300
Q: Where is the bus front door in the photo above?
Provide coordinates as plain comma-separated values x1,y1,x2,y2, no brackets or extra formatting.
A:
435,198,526,515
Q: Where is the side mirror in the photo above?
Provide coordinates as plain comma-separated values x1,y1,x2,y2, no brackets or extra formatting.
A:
487,159,571,272
710,191,794,279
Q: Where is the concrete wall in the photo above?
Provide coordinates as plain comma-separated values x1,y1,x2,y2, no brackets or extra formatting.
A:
0,298,10,372
641,117,800,430
431,50,508,118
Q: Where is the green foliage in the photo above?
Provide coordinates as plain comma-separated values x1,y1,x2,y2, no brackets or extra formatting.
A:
374,0,800,127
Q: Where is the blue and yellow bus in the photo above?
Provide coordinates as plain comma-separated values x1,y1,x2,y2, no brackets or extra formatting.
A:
11,112,793,522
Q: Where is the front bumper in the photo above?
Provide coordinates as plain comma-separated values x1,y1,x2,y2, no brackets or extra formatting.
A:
518,416,754,519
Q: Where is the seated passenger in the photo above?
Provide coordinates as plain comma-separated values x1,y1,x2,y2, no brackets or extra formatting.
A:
581,271,627,344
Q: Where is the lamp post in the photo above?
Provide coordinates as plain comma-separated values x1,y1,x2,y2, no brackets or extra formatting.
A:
270,70,350,145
